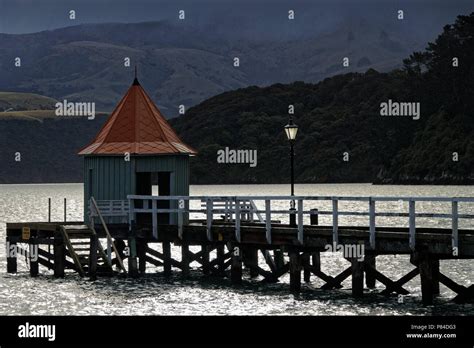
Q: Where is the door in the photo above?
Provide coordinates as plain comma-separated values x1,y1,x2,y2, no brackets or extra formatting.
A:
135,172,152,225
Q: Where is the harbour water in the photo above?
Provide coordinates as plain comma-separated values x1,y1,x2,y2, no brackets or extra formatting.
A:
0,183,472,315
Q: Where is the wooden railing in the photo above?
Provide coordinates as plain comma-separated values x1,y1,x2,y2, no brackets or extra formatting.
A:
125,195,474,252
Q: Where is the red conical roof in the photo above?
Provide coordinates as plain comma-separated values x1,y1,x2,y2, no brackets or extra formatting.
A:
78,79,197,156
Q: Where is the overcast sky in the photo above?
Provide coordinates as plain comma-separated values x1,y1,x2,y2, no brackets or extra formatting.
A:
0,0,473,38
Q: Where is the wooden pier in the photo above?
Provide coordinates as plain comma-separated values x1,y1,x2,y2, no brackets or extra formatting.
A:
5,195,474,306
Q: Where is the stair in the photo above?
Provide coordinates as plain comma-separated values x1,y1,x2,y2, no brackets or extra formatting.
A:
60,225,114,277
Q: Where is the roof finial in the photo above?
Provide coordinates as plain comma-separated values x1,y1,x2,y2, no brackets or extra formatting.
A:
133,64,140,85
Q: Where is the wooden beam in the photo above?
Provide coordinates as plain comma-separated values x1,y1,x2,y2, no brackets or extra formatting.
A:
321,266,352,290
37,256,54,270
144,256,163,267
438,272,466,295
453,285,474,304
365,264,410,295
261,250,277,273
380,268,419,295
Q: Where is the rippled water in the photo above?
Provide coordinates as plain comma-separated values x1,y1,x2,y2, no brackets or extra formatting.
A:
0,183,473,315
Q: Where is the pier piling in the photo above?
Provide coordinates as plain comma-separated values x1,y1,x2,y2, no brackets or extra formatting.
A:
163,241,171,276
432,257,440,296
418,252,435,305
231,245,243,284
53,233,65,278
202,245,210,275
244,247,259,278
302,253,311,282
138,241,147,274
365,254,376,289
89,234,98,280
274,249,285,269
181,242,190,277
29,238,39,277
6,239,17,274
351,257,364,298
128,235,138,278
216,244,226,276
289,249,301,293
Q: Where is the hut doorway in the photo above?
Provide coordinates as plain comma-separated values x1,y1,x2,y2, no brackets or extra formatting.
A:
135,172,171,225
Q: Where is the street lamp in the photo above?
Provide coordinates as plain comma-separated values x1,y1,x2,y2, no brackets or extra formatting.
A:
284,117,298,226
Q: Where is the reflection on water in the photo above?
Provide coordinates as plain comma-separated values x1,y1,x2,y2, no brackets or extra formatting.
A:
0,183,473,315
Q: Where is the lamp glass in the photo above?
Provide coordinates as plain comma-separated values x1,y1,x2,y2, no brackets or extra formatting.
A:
284,124,298,140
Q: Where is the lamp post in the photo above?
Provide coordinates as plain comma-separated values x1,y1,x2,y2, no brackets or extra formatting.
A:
284,116,298,227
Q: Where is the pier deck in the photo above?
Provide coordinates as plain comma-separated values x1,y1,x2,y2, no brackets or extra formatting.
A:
5,195,474,306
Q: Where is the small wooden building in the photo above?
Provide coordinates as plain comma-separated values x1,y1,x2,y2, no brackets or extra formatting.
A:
78,75,197,224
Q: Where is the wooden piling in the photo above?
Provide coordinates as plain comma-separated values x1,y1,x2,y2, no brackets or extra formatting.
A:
54,234,65,278
289,249,301,293
181,242,190,277
432,257,440,296
217,244,225,276
310,208,319,225
351,258,364,298
231,245,242,284
138,241,147,274
365,254,376,289
127,235,138,278
202,245,210,275
89,234,98,280
418,252,434,305
244,247,259,278
312,252,321,273
63,198,67,222
163,241,172,276
274,249,285,269
6,239,17,274
29,238,39,277
302,253,311,282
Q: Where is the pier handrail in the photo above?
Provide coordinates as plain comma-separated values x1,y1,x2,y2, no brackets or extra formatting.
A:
123,195,474,253
90,197,127,273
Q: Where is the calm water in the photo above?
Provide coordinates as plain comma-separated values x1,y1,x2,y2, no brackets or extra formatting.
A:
0,183,473,315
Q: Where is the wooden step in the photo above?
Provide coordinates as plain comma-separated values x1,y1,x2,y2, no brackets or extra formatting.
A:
70,241,90,246
73,247,90,252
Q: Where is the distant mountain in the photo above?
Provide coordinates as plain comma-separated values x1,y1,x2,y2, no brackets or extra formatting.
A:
170,13,474,185
1,13,473,185
0,19,423,116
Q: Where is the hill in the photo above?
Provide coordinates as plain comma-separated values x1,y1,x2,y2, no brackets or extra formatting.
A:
1,13,473,185
171,13,474,185
0,19,424,115
0,92,57,112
